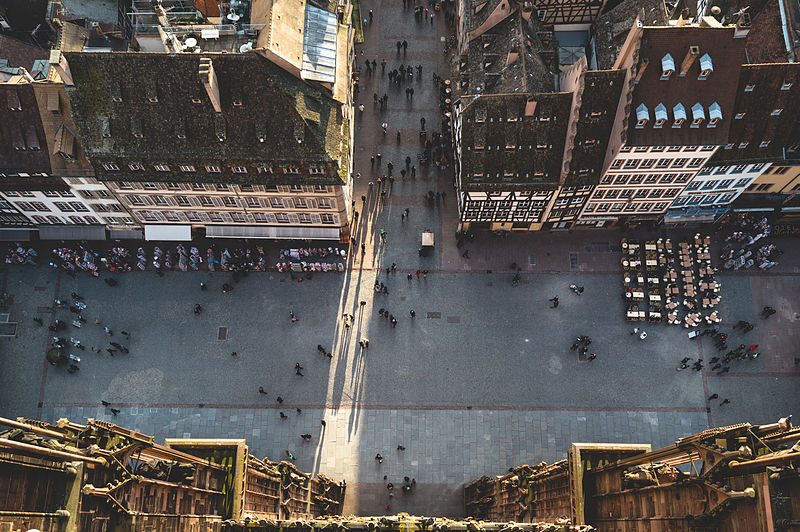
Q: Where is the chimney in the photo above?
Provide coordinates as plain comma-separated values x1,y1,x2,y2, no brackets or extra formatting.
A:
734,12,751,38
634,58,649,83
679,46,700,77
49,49,74,86
199,57,222,113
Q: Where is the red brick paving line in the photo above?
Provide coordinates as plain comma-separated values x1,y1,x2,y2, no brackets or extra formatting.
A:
42,402,706,412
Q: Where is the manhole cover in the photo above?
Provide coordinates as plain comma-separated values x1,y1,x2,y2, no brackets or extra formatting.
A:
446,316,460,323
218,327,228,340
569,252,579,270
427,312,441,319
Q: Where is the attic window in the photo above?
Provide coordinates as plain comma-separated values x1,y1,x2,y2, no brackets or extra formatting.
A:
691,103,704,128
781,81,792,90
131,117,143,138
536,144,548,150
654,103,667,128
739,142,749,149
635,103,649,128
771,108,783,116
128,164,145,171
474,145,484,152
708,102,722,127
146,82,158,103
100,117,111,138
760,140,770,148
590,111,602,119
533,171,545,178
735,112,745,120
7,89,21,111
660,53,674,80
673,103,686,128
578,169,590,177
505,145,516,151
698,54,713,80
744,84,755,92
584,139,598,147
192,97,202,104
110,82,122,103
102,163,120,171
154,164,170,172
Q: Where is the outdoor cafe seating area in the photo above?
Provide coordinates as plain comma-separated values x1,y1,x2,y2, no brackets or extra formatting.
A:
622,234,722,327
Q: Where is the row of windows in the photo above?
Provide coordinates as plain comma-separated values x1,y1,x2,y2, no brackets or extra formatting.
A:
4,190,75,198
584,201,671,213
697,164,766,176
113,182,330,194
102,163,328,176
134,211,339,225
28,215,134,226
593,188,680,200
547,207,582,219
672,192,737,206
14,201,91,213
610,157,705,170
600,173,693,185
124,195,334,210
685,178,751,191
619,145,715,153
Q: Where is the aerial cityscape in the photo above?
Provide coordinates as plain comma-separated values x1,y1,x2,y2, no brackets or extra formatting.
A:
0,0,798,529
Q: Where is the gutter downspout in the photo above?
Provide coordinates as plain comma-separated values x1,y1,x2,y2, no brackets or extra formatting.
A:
778,0,795,62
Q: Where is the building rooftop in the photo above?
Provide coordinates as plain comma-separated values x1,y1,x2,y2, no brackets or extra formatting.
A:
0,83,52,175
565,69,625,184
708,62,800,162
0,35,49,74
458,92,571,188
64,52,348,184
625,25,746,146
591,0,667,70
704,0,795,64
457,13,557,96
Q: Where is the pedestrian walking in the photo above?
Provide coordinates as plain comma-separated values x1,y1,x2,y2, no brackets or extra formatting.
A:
110,408,120,416
396,41,401,53
277,396,284,403
708,393,718,400
410,309,415,318
420,116,426,130
104,326,113,336
360,300,367,307
381,59,387,72
720,399,731,406
375,453,383,463
588,353,597,361
280,412,288,419
286,450,296,460
259,386,267,395
380,229,387,241
290,311,298,322
402,40,408,53
397,445,406,451
369,9,373,22
549,296,559,308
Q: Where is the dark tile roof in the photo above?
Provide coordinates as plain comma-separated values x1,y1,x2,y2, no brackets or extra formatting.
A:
458,92,571,189
0,34,49,71
457,13,556,96
64,52,348,185
464,0,508,34
626,26,746,146
0,84,51,174
707,63,800,162
565,69,626,184
0,176,70,191
740,0,790,63
591,0,667,70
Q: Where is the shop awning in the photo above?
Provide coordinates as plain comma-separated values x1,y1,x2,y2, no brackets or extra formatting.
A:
206,225,340,240
0,228,32,241
144,224,192,241
38,224,107,241
109,228,143,240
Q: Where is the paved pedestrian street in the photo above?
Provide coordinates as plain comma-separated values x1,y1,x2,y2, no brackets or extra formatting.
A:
1,0,800,518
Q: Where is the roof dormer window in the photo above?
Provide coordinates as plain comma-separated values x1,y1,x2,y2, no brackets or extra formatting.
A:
690,103,705,128
745,84,755,92
760,140,770,148
635,104,649,128
698,54,713,80
672,103,686,128
708,102,722,128
735,112,745,120
654,103,667,128
771,108,783,116
781,81,792,91
660,54,674,80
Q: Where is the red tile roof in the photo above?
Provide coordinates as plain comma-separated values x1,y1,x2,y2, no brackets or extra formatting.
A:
0,34,48,71
626,26,746,146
